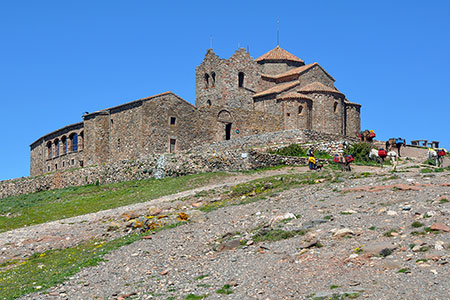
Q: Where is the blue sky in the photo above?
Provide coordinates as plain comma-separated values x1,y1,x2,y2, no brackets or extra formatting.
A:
0,1,449,180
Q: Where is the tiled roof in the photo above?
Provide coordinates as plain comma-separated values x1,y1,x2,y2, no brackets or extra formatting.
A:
276,92,312,101
298,82,344,96
255,46,304,63
261,62,335,82
253,81,300,98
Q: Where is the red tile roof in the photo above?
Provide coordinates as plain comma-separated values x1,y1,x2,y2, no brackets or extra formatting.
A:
261,62,335,82
253,81,300,98
298,82,344,96
255,46,304,63
276,92,312,101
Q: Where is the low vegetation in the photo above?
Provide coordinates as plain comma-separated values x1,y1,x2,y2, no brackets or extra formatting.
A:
0,222,185,299
268,144,331,159
0,172,230,232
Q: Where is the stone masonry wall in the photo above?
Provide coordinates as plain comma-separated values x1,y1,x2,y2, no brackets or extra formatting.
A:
4,129,356,199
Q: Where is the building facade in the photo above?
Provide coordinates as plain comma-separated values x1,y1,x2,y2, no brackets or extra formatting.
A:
30,46,361,176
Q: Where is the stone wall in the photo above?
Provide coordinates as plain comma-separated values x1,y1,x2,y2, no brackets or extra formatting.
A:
5,129,356,199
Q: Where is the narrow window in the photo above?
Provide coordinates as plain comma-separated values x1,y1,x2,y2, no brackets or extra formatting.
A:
63,161,65,167
48,166,50,171
79,131,84,150
71,133,78,152
204,73,209,88
71,159,74,165
54,139,59,157
211,72,216,86
80,160,84,167
169,139,176,153
170,117,176,125
47,142,52,159
287,113,291,117
55,163,58,170
298,106,303,115
62,136,67,154
238,72,244,88
333,102,338,113
207,100,212,106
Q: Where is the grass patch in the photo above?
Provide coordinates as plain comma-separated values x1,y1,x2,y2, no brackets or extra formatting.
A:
252,228,306,243
216,284,233,295
185,294,208,300
0,222,184,299
397,268,411,273
411,221,424,228
383,229,398,237
194,274,209,280
368,226,376,231
420,168,444,173
330,285,340,289
0,172,230,232
439,198,449,204
311,292,360,300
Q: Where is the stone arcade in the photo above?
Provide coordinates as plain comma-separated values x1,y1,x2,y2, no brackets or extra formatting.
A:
30,46,361,176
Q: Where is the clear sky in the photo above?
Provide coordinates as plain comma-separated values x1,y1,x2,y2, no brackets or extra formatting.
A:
1,0,449,180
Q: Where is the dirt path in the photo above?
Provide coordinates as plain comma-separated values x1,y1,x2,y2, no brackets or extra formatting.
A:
0,166,314,264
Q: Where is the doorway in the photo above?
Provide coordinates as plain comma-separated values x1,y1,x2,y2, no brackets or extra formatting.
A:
225,123,232,140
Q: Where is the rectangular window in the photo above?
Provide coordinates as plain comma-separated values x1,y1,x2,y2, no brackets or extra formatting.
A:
170,117,176,125
71,159,74,165
169,139,176,153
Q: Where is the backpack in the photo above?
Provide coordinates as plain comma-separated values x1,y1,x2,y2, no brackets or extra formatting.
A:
369,132,376,138
378,149,387,157
333,155,340,163
396,138,403,145
345,154,354,163
307,149,313,157
438,150,446,157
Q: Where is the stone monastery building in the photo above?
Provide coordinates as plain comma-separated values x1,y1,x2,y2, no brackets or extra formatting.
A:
30,46,361,176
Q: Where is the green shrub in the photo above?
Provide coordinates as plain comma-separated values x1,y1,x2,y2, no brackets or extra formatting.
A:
269,144,306,157
343,142,373,163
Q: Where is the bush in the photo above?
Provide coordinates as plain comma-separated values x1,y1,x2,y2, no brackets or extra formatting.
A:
344,142,373,163
268,144,331,159
269,144,306,157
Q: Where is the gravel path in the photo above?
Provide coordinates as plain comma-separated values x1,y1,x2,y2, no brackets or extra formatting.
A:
18,164,450,300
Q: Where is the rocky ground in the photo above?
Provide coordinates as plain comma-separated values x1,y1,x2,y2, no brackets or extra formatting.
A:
3,155,450,300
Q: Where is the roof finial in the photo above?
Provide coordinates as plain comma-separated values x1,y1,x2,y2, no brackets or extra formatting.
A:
277,17,280,46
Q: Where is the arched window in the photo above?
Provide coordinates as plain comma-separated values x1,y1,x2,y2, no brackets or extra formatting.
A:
211,72,216,86
62,136,67,154
204,73,209,88
54,139,59,157
207,100,212,106
298,106,303,115
333,102,338,113
238,72,244,88
70,133,78,152
47,141,52,159
79,131,84,150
